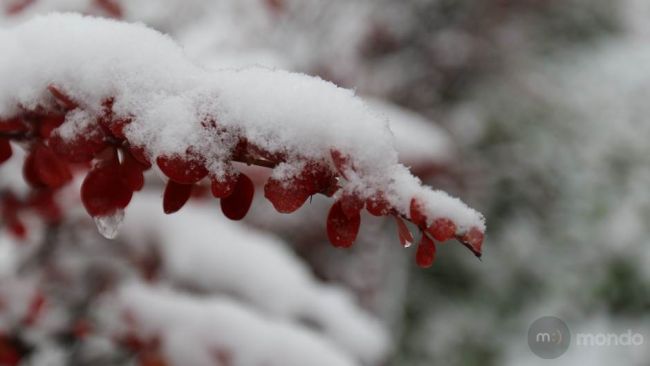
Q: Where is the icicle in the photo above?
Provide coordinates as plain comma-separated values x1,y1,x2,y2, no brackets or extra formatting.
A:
94,209,125,239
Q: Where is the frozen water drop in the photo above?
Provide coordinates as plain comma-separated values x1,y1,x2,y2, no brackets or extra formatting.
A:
403,240,413,248
94,210,125,239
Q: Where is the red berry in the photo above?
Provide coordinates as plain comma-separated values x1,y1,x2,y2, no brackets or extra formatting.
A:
163,180,193,214
81,159,133,217
409,198,427,227
0,138,12,164
326,200,361,248
120,149,146,191
459,227,484,258
156,155,207,184
415,233,436,268
366,192,390,216
427,218,456,242
210,173,237,199
32,144,72,188
394,216,413,247
220,173,254,220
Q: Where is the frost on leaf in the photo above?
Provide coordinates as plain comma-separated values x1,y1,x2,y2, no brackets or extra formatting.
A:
0,13,485,264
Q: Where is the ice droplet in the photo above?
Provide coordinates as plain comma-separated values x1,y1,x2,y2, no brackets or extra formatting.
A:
94,210,125,239
403,240,413,248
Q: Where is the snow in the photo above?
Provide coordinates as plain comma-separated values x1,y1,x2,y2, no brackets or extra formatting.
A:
0,142,29,196
0,13,485,233
366,98,453,165
0,191,390,365
118,193,389,364
105,282,360,366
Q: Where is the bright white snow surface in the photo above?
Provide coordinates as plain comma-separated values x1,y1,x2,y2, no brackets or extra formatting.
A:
107,283,361,366
0,13,484,233
117,193,389,365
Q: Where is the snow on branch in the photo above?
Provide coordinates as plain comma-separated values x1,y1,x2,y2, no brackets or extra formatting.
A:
0,13,485,264
105,283,361,366
119,194,389,364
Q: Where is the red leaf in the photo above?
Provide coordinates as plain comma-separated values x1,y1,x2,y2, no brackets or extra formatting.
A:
210,173,237,199
48,126,107,163
28,191,62,223
409,198,427,227
8,218,26,239
137,351,168,366
366,192,390,216
265,162,337,213
459,226,484,258
330,149,351,179
264,176,311,213
23,150,45,188
23,290,46,326
307,162,338,197
94,0,123,18
72,319,92,340
156,155,207,184
394,216,413,247
415,233,436,268
427,218,457,242
340,193,364,219
327,200,361,248
6,0,35,15
163,181,193,214
48,85,78,111
38,114,65,139
33,144,72,188
127,145,152,168
81,159,133,217
0,138,12,164
0,335,21,366
0,117,28,133
220,173,254,220
120,149,146,191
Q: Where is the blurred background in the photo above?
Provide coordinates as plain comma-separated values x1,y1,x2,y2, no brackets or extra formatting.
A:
1,0,649,365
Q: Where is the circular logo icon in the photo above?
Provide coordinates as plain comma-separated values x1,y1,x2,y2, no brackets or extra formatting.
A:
528,316,571,359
